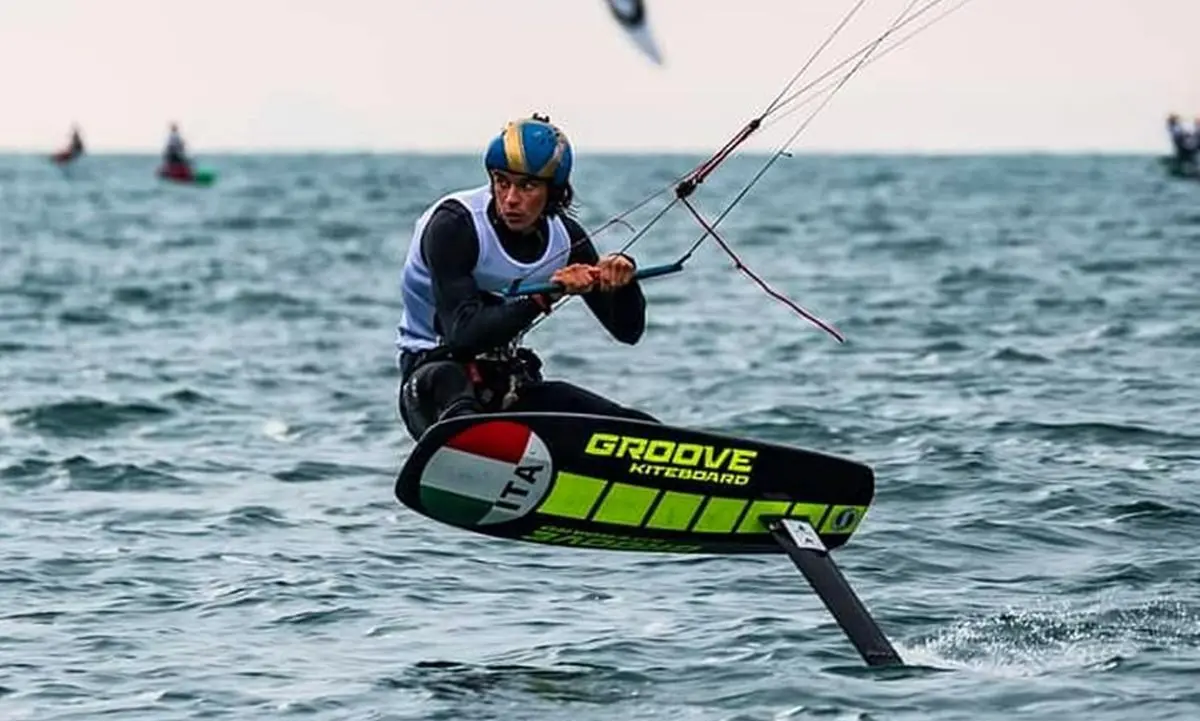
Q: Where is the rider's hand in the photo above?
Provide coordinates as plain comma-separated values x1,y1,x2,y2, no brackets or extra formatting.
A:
594,254,635,292
551,264,599,295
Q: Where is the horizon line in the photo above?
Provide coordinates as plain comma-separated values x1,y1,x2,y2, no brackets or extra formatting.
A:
0,147,1174,157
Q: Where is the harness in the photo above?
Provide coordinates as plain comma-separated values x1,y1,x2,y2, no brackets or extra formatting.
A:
463,342,543,409
403,340,543,411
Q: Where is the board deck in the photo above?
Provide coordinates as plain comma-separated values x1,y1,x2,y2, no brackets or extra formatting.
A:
395,412,875,554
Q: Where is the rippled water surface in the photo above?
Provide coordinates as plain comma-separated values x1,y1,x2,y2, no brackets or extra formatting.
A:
2,153,1199,720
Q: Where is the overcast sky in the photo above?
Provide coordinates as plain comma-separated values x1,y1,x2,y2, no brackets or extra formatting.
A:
1,0,1196,153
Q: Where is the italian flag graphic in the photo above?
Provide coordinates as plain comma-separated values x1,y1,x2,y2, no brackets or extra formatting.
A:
418,420,553,527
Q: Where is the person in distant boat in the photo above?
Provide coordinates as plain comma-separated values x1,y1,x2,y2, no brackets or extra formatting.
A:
394,113,659,441
162,123,190,169
1166,114,1197,166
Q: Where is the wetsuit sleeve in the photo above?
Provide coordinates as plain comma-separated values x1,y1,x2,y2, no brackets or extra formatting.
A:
564,217,646,345
422,203,544,356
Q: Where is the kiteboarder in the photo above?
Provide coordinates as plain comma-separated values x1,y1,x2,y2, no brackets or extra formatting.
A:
66,125,84,158
51,124,85,164
394,114,659,441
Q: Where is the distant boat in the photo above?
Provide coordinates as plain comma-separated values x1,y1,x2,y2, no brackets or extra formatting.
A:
605,0,662,65
157,163,217,187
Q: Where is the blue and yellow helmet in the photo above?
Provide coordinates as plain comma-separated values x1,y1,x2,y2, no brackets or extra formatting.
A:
484,115,573,188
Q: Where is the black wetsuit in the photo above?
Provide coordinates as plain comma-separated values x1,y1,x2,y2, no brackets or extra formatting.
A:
397,198,659,440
